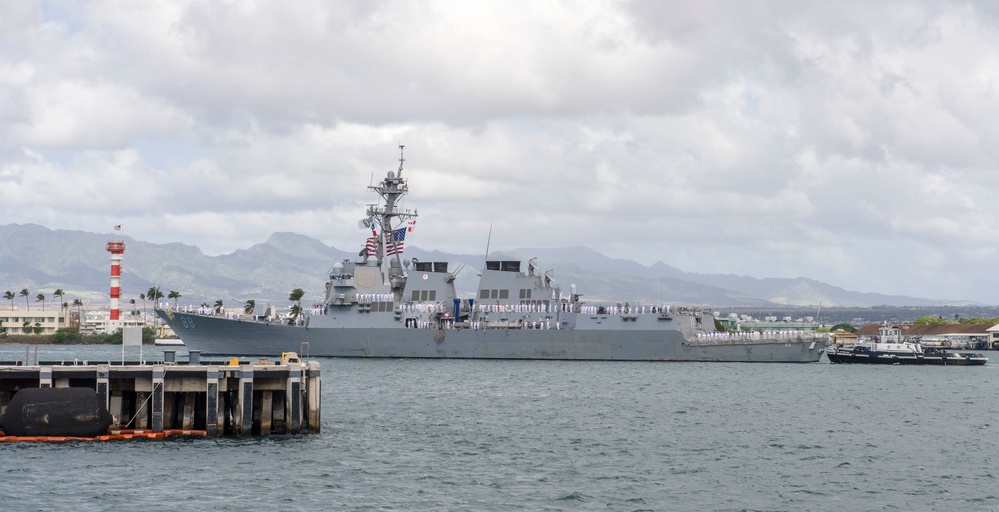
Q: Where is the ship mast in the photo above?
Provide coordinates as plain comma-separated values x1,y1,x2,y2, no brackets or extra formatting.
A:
366,145,417,285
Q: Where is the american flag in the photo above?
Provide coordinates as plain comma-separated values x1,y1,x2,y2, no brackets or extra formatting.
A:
386,227,407,255
114,224,122,231
366,237,377,257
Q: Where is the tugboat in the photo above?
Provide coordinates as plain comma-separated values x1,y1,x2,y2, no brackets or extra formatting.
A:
826,324,987,365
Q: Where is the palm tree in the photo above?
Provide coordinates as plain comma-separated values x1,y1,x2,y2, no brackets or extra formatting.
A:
53,288,65,326
33,322,43,335
243,299,256,315
3,291,13,310
139,293,147,318
19,288,29,310
129,298,137,318
168,290,181,310
147,287,164,330
214,299,224,315
53,288,65,312
289,288,305,320
70,299,83,330
35,293,45,311
23,321,31,334
148,287,164,308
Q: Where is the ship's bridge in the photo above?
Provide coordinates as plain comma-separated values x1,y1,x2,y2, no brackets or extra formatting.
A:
485,261,521,272
477,259,558,307
402,259,458,303
413,261,449,273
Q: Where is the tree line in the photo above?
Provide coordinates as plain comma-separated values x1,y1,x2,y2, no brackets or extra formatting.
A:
913,315,999,325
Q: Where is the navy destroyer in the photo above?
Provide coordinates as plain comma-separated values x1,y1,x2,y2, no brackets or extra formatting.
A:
157,148,826,362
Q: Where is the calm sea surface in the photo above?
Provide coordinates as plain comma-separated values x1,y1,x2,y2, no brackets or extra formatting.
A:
1,344,998,511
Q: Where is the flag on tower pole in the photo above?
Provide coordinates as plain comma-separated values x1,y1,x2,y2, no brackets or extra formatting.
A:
386,227,407,256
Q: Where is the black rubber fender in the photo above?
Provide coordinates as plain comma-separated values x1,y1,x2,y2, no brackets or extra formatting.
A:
0,387,113,437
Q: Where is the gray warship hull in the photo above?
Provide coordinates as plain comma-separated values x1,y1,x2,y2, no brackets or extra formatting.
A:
157,310,825,362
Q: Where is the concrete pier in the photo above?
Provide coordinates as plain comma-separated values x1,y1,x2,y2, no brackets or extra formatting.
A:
0,353,321,438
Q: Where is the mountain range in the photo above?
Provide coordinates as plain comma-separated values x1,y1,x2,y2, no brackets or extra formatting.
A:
0,223,966,310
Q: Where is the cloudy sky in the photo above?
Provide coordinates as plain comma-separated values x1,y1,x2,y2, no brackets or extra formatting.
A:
3,1,999,302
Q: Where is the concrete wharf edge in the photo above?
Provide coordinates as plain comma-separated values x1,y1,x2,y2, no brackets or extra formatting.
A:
0,358,321,438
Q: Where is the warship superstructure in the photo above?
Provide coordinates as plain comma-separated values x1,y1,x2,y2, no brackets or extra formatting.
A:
157,148,826,362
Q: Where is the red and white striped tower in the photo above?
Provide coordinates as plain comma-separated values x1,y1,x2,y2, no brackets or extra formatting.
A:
106,240,126,322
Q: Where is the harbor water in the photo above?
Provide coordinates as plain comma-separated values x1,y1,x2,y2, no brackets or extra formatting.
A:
2,344,998,511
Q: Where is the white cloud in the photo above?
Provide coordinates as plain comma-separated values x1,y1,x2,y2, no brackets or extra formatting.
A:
2,0,999,302
12,80,194,148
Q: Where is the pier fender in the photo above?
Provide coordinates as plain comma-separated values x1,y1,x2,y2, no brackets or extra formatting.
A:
0,388,113,437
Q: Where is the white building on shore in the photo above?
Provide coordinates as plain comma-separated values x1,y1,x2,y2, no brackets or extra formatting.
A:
0,307,67,335
79,310,154,335
0,307,166,336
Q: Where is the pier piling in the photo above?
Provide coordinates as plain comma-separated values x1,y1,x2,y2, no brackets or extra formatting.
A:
0,354,321,439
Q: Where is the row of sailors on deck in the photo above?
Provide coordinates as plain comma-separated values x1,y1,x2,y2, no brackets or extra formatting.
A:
694,330,815,340
182,299,675,319
577,304,672,315
405,318,452,329
476,303,557,313
403,317,563,330
194,305,222,316
178,304,214,314
177,304,252,318
399,302,450,313
356,293,395,303
189,306,277,323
